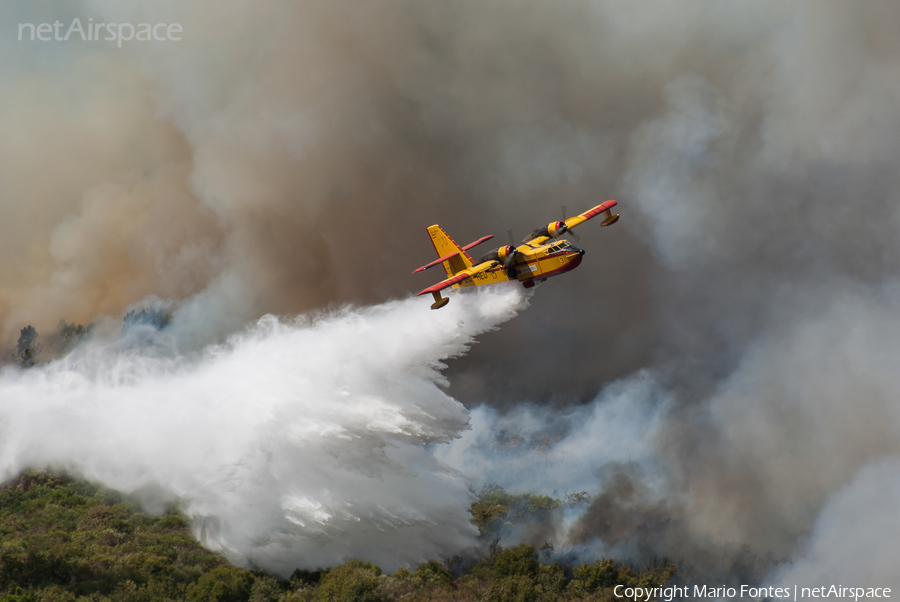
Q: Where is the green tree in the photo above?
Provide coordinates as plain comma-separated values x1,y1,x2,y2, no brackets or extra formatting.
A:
412,560,453,588
471,485,561,544
492,545,539,580
15,326,39,367
483,575,538,602
567,559,675,598
248,575,283,602
535,563,567,598
567,559,619,595
313,560,382,602
0,587,36,602
53,319,92,353
123,308,170,331
187,566,255,602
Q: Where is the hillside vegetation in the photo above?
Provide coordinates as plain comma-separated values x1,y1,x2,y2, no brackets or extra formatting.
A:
0,472,673,602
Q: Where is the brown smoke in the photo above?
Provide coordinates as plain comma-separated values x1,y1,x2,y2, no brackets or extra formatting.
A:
5,0,900,582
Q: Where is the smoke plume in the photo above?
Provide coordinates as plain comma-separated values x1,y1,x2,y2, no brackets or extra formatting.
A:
3,0,900,585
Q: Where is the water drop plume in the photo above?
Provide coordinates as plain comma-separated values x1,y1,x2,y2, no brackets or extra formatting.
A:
0,285,529,575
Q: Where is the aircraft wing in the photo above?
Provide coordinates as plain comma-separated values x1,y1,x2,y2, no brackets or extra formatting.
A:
564,200,618,231
524,200,619,246
416,260,498,296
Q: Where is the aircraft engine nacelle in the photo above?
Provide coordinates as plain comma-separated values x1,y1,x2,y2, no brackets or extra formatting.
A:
547,221,568,238
476,245,519,267
497,245,517,265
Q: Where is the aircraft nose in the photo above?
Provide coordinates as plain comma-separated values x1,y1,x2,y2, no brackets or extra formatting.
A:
578,249,585,256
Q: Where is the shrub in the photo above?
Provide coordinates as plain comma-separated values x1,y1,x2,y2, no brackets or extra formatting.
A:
483,576,538,602
248,575,284,602
412,560,453,588
313,561,382,602
535,563,567,597
471,486,561,544
0,587,36,602
567,559,676,598
567,559,619,595
493,545,539,580
0,551,72,589
187,566,255,602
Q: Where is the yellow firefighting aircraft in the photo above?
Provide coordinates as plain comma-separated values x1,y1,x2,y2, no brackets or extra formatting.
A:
413,200,619,309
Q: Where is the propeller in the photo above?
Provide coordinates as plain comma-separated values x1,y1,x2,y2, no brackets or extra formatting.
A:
561,205,580,242
499,229,520,269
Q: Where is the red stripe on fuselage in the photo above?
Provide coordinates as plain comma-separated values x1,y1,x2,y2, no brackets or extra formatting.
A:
520,252,583,281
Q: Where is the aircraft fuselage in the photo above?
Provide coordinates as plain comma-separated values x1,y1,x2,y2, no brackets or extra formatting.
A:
463,239,584,289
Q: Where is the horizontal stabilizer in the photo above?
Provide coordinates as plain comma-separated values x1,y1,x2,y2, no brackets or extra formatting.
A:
461,234,494,251
413,251,460,273
413,233,494,273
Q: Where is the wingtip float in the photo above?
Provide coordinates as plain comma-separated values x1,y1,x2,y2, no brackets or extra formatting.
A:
413,200,619,309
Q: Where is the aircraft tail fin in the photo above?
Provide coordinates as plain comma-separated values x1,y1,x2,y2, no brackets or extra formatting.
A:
426,225,474,277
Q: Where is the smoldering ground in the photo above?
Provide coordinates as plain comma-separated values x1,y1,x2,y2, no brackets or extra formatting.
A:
3,0,900,584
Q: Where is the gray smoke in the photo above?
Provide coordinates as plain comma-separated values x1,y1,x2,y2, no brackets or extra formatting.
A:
2,0,900,585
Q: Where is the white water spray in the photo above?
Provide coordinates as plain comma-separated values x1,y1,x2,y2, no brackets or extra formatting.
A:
0,285,528,575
